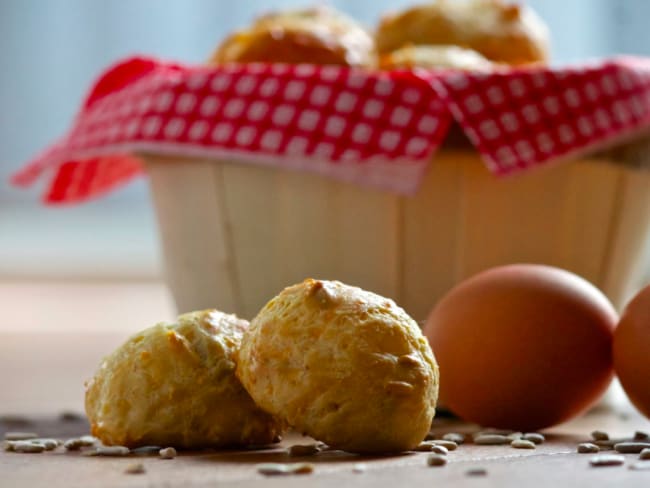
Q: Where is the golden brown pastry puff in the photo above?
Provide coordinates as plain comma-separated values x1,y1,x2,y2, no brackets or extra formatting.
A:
376,0,549,65
209,6,375,66
236,279,439,454
85,310,285,448
380,44,494,70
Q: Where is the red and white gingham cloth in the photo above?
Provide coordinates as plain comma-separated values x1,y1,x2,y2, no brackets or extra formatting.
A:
11,56,650,204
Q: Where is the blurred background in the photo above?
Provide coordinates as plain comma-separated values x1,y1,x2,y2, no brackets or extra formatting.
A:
2,0,650,283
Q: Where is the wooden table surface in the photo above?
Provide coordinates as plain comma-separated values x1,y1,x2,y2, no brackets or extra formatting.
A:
3,281,650,487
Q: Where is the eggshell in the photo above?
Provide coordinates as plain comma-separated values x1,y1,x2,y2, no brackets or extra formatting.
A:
424,264,617,431
613,284,650,419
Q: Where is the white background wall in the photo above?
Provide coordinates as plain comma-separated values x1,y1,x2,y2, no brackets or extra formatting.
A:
1,0,649,279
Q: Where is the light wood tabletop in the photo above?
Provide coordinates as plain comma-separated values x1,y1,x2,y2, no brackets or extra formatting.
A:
2,280,650,487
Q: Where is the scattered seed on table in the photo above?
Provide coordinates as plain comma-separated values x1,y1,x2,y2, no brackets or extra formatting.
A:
84,445,130,457
257,463,314,476
577,443,600,454
288,444,320,456
32,439,60,450
414,441,435,452
634,431,650,441
589,454,625,467
476,429,517,437
6,441,45,453
474,434,510,445
466,467,488,477
593,439,622,449
507,432,523,441
4,432,38,441
523,433,545,444
124,463,146,475
431,440,457,451
159,447,177,459
59,411,84,422
614,442,650,454
442,433,465,444
64,436,97,451
415,442,448,454
0,415,32,427
426,453,448,467
639,448,650,460
131,446,162,456
591,430,609,441
431,445,449,455
629,461,650,471
352,463,367,473
511,439,536,449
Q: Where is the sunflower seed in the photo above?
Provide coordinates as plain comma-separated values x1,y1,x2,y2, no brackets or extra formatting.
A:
442,433,465,444
159,447,177,459
522,433,545,444
507,432,523,441
131,446,162,456
426,453,448,466
124,463,145,474
84,445,130,457
288,444,320,456
6,441,45,453
431,440,457,451
0,415,32,427
352,463,367,473
577,443,600,454
511,439,536,449
474,434,510,445
594,438,625,449
639,448,650,460
4,432,38,441
64,436,98,450
629,461,650,471
416,441,448,454
615,442,650,454
590,454,624,467
257,463,314,476
591,431,609,441
475,429,517,437
634,431,650,441
431,445,449,455
414,441,435,452
31,439,60,450
466,467,488,477
59,411,84,422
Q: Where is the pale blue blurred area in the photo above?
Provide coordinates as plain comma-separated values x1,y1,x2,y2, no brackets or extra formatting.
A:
0,1,649,278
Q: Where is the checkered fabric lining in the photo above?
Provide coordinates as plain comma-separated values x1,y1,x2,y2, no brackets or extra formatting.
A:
11,56,650,204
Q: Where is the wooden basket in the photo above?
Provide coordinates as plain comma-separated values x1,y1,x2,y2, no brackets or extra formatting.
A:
146,150,650,321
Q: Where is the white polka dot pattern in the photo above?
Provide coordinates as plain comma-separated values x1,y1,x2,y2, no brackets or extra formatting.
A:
11,56,650,203
429,57,650,174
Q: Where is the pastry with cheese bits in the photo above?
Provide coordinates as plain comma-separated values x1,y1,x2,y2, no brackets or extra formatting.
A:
236,278,439,453
376,0,549,65
85,310,285,448
210,6,375,67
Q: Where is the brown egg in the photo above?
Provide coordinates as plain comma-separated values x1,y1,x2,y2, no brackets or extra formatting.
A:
613,285,650,419
423,264,617,431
